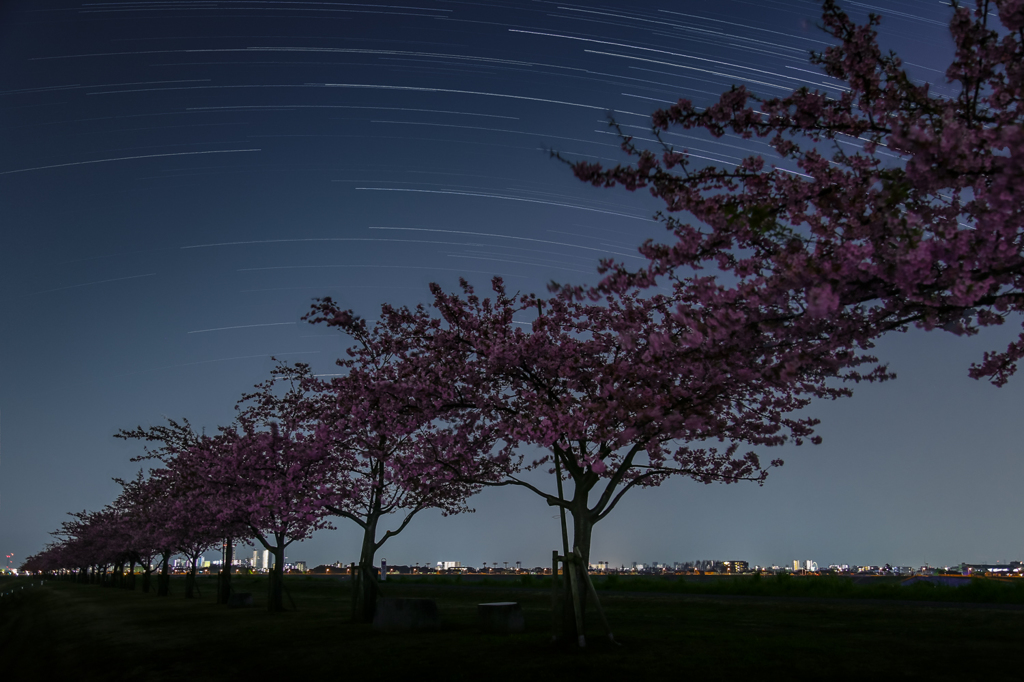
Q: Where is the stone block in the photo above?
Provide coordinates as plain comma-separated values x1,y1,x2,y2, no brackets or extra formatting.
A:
477,601,525,634
372,598,440,632
227,591,254,608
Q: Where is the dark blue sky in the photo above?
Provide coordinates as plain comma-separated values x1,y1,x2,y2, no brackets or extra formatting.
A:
2,0,1021,571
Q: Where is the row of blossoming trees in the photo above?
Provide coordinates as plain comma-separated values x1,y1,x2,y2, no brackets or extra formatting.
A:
23,0,1024,638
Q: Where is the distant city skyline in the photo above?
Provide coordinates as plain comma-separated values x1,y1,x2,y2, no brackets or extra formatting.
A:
131,555,1024,577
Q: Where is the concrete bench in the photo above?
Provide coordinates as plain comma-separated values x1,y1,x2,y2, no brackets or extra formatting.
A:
372,598,440,632
477,601,525,633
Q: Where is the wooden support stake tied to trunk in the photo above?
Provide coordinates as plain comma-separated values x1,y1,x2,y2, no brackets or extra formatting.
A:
550,548,617,648
551,449,617,648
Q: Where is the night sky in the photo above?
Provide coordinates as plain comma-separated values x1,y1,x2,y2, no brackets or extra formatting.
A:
2,0,1021,572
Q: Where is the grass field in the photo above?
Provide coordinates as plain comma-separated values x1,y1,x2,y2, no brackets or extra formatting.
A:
1,574,1021,679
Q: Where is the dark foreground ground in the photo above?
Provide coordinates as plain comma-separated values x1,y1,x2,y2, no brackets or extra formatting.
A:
1,574,1021,679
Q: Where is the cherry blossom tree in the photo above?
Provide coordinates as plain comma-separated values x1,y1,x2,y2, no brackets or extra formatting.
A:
116,383,336,613
49,469,217,598
93,509,133,589
111,471,174,593
301,303,502,622
46,506,142,587
385,274,883,642
47,511,110,584
38,465,217,597
182,374,337,613
146,464,222,599
568,0,1024,384
20,545,62,576
117,419,237,599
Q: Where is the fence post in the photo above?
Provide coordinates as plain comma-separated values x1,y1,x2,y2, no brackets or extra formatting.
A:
350,562,357,620
551,550,559,641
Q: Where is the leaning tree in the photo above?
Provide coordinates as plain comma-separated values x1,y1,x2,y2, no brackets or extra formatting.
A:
568,0,1024,384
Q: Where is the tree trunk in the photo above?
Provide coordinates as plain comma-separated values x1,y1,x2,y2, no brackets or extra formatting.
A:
556,481,597,645
352,514,381,623
570,505,595,624
142,563,152,593
267,543,286,612
185,555,198,599
157,551,171,597
127,558,137,590
218,538,233,605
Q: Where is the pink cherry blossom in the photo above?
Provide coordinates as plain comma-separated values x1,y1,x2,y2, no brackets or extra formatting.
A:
567,0,1024,386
